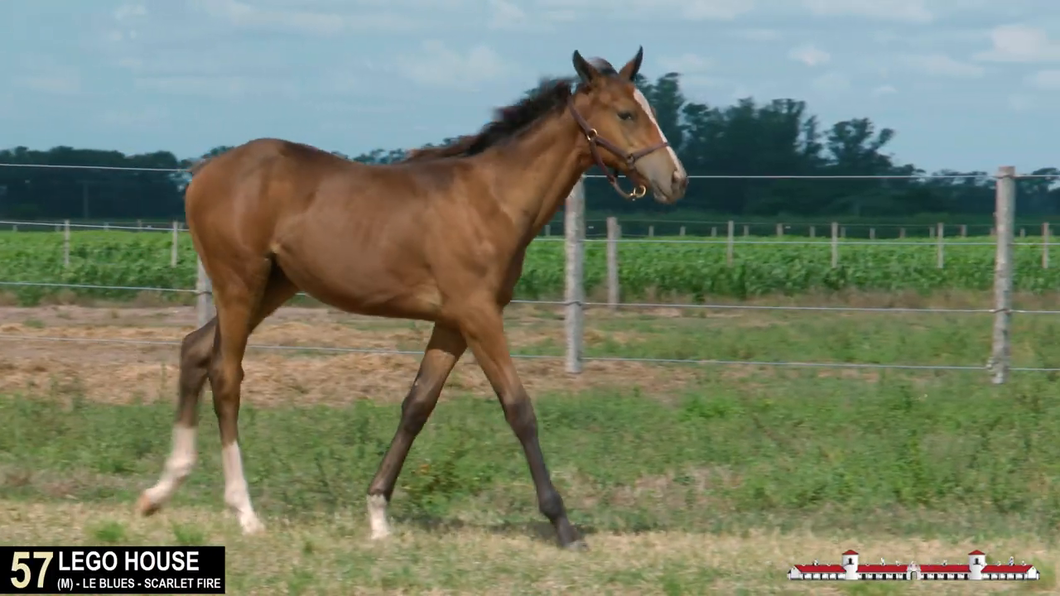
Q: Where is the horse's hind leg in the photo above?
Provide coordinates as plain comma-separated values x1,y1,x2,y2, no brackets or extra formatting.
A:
136,317,217,517
210,264,297,534
137,264,296,531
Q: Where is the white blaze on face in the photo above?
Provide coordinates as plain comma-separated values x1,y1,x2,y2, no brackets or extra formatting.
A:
632,89,686,178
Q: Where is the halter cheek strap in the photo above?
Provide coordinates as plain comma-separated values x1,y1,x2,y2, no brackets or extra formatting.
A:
566,95,670,199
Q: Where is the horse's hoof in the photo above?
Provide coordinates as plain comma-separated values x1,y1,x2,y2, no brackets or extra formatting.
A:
563,539,589,551
239,515,266,535
135,493,161,517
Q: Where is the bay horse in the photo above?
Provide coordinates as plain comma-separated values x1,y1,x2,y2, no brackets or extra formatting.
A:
136,47,688,549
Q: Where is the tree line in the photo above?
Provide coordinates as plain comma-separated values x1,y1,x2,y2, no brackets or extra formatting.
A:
0,71,1056,220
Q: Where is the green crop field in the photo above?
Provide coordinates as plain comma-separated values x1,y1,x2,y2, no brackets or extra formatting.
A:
0,230,1054,305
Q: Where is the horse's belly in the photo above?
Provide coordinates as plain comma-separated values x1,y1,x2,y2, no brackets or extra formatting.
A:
272,243,442,320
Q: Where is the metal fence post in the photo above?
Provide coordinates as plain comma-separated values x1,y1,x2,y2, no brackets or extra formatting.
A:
990,166,1016,385
564,177,585,374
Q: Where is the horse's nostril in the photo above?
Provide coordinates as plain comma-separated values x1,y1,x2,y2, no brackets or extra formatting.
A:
672,172,688,193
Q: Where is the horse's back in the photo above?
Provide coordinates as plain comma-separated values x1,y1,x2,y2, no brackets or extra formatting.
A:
184,139,350,248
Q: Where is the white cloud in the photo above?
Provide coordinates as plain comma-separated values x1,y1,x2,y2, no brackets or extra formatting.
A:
657,53,712,74
535,0,754,21
191,0,344,35
802,0,932,23
108,3,146,44
113,3,147,21
98,106,168,128
12,75,82,96
974,25,1060,62
732,28,781,42
488,0,528,29
871,84,897,96
1008,94,1036,111
134,75,297,100
1026,69,1060,90
872,31,900,44
810,71,850,93
788,44,830,67
680,0,753,20
188,0,418,35
902,53,985,78
395,41,510,89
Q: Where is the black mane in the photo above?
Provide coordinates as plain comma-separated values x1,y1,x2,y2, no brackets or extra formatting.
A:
402,58,622,162
403,77,576,162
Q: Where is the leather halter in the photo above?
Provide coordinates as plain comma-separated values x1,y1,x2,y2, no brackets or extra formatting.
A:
566,94,671,200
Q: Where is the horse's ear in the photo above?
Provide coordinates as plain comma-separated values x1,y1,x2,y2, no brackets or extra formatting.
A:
618,46,644,82
572,50,601,84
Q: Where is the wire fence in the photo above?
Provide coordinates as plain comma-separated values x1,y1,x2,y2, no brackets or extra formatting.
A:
0,215,1057,243
0,167,1050,381
8,216,1060,249
2,161,1058,239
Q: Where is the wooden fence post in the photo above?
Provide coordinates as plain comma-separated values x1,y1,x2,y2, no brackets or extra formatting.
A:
606,216,620,311
196,257,215,328
726,220,735,266
990,166,1015,385
171,221,180,267
63,219,70,268
564,177,585,374
1043,222,1050,269
831,221,839,268
936,222,945,268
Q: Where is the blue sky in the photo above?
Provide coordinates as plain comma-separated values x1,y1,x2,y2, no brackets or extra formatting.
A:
1,0,1058,173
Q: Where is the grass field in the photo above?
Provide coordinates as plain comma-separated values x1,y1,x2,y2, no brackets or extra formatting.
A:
2,298,1060,593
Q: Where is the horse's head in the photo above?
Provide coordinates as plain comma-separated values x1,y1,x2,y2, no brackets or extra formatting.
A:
568,47,688,204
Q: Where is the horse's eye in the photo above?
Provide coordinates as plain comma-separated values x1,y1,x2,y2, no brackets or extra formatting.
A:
618,111,635,121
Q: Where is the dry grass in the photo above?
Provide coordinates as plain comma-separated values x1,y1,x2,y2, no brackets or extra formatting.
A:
0,304,707,407
0,500,1053,595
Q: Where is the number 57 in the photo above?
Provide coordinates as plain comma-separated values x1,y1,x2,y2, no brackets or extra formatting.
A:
11,552,53,589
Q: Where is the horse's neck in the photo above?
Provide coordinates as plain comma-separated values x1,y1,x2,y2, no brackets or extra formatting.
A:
478,113,590,240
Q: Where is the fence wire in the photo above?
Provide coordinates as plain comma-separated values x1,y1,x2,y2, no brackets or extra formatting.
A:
6,162,1060,179
3,333,1057,372
4,279,1060,315
1,204,1058,375
6,219,1060,249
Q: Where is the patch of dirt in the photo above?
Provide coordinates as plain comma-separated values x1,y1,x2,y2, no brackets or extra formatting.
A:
0,305,703,407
